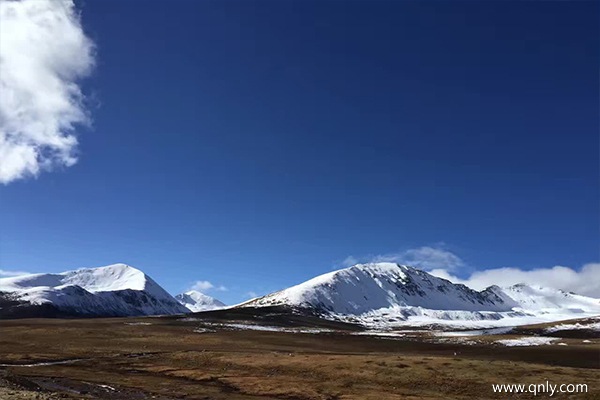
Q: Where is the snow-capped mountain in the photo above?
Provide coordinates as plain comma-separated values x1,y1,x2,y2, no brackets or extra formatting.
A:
499,284,600,312
245,263,513,313
175,290,226,312
0,264,188,318
2,261,598,327
240,263,600,328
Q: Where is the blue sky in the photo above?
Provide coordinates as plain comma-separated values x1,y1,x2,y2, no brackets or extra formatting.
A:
0,1,598,303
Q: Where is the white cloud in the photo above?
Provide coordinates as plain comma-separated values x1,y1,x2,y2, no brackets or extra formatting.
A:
378,246,464,271
340,256,359,267
0,269,30,277
429,263,600,297
246,291,258,299
190,280,227,292
191,280,213,291
342,246,464,271
0,0,95,184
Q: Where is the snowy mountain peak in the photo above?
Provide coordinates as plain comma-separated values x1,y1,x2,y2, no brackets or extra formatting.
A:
63,263,149,292
0,263,146,292
243,262,513,315
0,264,188,318
239,262,600,328
175,290,226,312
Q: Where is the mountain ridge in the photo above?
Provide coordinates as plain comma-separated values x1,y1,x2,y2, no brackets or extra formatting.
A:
239,263,600,328
1,262,598,327
175,290,226,312
0,264,188,318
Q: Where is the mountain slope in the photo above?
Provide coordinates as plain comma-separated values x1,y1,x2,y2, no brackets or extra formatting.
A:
240,263,600,327
243,263,514,313
500,284,600,312
175,290,226,312
0,264,188,318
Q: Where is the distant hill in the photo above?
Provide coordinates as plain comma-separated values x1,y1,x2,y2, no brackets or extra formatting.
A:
175,290,226,312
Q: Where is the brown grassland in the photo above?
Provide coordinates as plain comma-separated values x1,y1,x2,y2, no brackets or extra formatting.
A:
0,315,598,399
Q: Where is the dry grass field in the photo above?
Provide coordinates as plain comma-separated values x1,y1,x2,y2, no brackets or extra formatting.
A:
0,314,598,399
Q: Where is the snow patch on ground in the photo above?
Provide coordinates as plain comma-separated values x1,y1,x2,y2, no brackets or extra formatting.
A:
433,327,514,337
434,337,478,345
545,321,600,333
496,337,557,347
193,327,216,334
333,309,600,330
193,322,334,334
352,331,406,338
97,384,116,391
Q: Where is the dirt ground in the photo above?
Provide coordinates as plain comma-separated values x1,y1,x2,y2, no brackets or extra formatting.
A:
0,316,598,399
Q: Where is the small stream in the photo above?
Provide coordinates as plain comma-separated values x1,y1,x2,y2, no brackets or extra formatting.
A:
0,358,84,367
434,326,514,337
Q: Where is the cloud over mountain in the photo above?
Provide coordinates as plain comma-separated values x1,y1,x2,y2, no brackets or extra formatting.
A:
342,246,600,297
191,280,227,292
429,263,600,298
342,246,464,271
0,269,31,277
